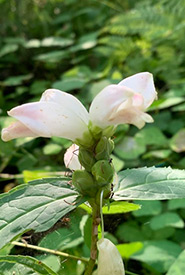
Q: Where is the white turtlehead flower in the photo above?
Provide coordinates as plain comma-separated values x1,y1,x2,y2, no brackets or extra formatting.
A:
64,144,83,170
90,72,157,129
1,89,89,142
1,72,157,142
96,238,125,275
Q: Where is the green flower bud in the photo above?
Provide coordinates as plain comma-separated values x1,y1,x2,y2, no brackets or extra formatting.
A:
72,170,97,197
91,160,114,187
78,148,96,172
95,137,114,161
75,129,95,148
102,125,116,138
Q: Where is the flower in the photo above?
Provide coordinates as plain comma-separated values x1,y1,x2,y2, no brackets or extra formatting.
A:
64,144,83,170
1,72,157,143
90,72,157,129
1,89,89,142
96,238,125,275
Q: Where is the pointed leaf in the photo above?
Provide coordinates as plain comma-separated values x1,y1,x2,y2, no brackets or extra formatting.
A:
113,167,185,200
0,177,83,249
0,255,57,275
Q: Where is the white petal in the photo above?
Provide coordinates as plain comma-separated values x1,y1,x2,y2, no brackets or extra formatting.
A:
41,89,89,124
89,85,133,128
97,238,125,275
1,121,38,142
118,72,157,108
8,101,88,141
64,144,83,170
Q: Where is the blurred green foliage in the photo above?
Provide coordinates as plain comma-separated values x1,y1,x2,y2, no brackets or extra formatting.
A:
0,0,185,274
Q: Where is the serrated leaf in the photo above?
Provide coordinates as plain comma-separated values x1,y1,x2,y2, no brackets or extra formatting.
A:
150,212,184,230
113,167,185,200
102,201,140,214
131,240,182,272
0,255,57,275
166,250,185,275
0,178,84,249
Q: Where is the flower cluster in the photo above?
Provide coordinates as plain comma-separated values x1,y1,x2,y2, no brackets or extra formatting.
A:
1,72,157,198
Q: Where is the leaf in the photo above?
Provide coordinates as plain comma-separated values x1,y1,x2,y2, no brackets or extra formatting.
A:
2,74,33,86
149,97,184,111
131,240,182,272
52,78,87,91
132,200,162,217
0,178,83,249
168,198,185,210
150,212,184,230
38,209,84,251
113,167,185,201
135,126,168,146
114,136,146,160
43,143,62,155
0,255,57,275
0,44,18,57
117,242,143,259
170,128,185,152
35,51,68,63
102,201,140,214
166,250,185,275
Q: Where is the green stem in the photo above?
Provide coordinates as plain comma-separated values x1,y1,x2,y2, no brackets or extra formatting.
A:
84,203,101,275
12,241,88,263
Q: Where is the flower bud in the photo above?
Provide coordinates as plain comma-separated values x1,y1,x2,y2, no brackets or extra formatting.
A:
78,148,96,172
96,238,125,275
72,170,97,197
95,137,114,161
91,160,114,186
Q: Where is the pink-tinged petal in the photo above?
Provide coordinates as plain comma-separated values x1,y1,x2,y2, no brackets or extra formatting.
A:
118,72,157,108
8,101,88,141
89,85,134,128
1,121,38,142
41,89,89,124
64,144,83,170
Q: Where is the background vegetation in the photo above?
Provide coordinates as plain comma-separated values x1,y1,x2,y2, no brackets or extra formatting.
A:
0,0,185,274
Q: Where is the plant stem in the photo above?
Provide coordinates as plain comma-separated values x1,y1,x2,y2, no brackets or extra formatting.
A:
11,241,88,263
84,203,101,275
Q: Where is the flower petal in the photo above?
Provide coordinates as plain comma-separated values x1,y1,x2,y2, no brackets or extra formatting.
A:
64,144,83,170
1,121,38,142
8,101,88,141
97,238,125,275
41,89,89,124
89,84,134,128
118,72,157,108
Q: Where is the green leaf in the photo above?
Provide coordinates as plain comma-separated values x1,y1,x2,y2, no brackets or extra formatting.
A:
52,78,87,91
135,126,168,146
114,136,146,160
0,178,83,249
0,44,18,57
117,242,143,259
114,167,185,200
2,74,33,86
170,128,185,153
150,212,184,230
167,250,185,275
131,240,182,273
38,209,84,251
35,51,68,63
168,198,185,210
149,97,184,111
102,201,140,214
0,255,57,275
132,200,162,217
43,143,62,155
